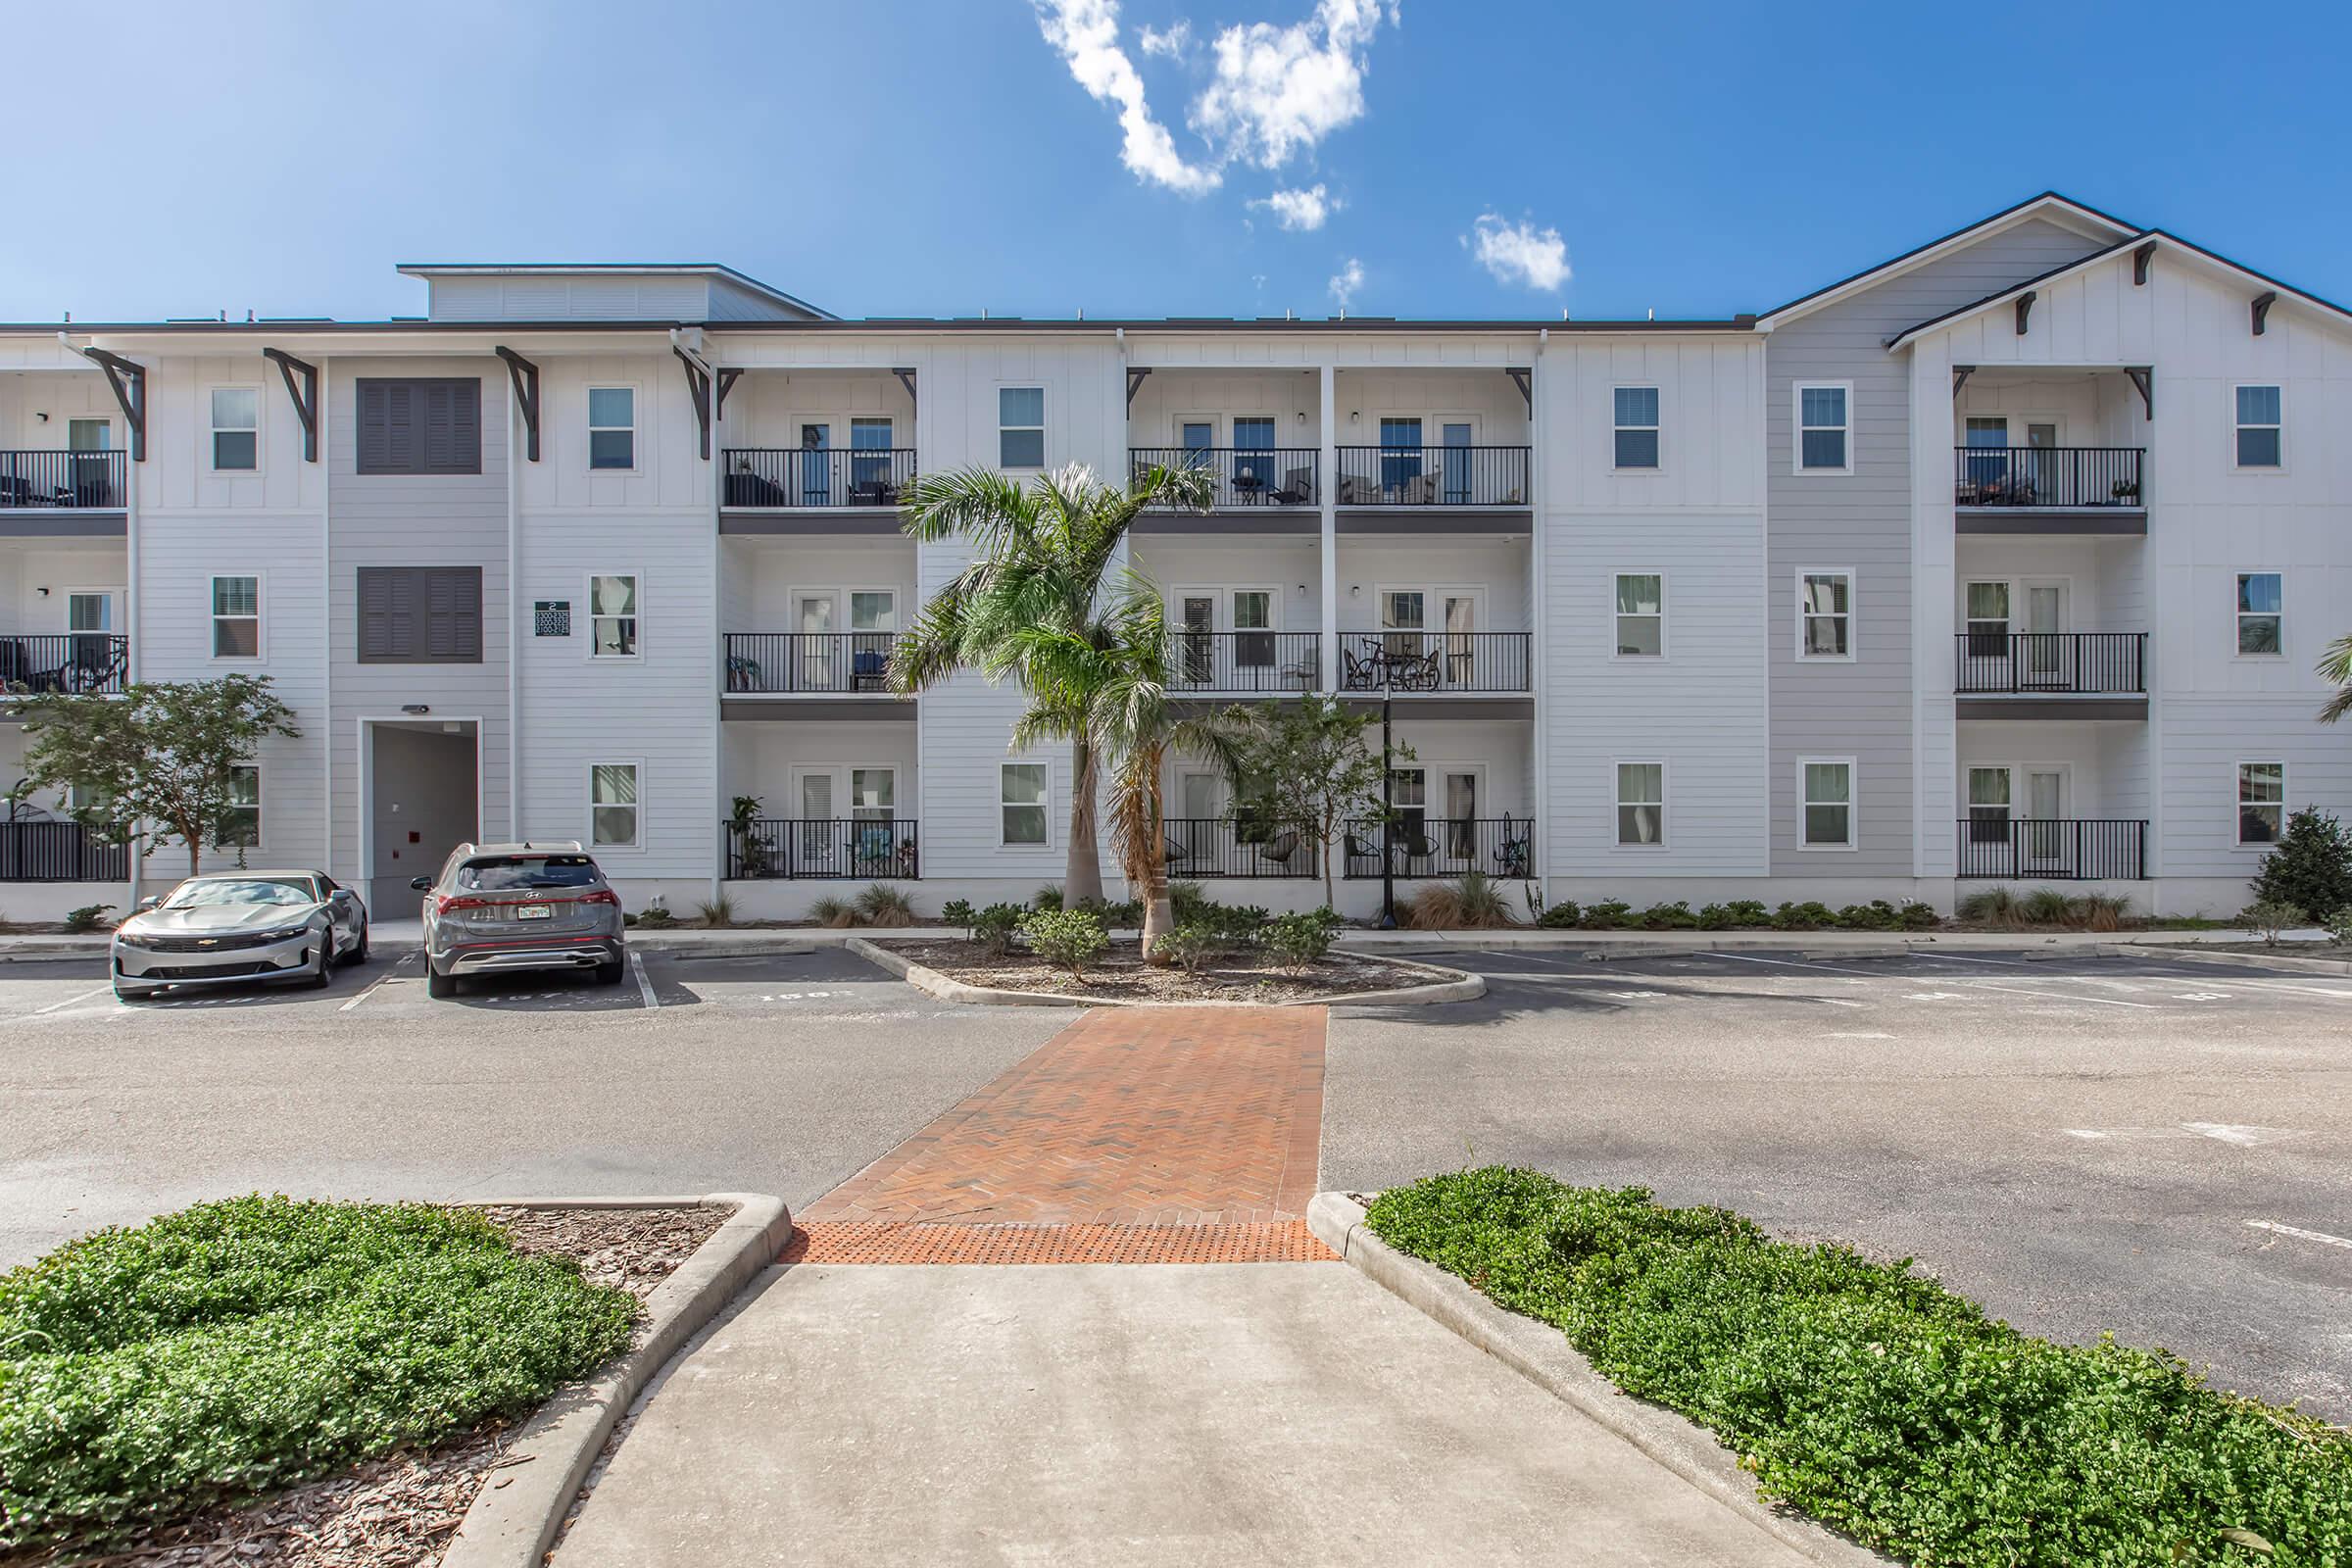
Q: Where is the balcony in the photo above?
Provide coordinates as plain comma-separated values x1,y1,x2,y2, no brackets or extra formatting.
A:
1131,448,1317,511
1953,447,2145,534
1954,633,2146,718
721,448,916,511
1343,816,1533,881
725,633,896,696
0,634,128,697
1168,631,1320,695
1955,818,2146,880
1160,818,1316,880
0,820,128,882
0,451,126,512
1337,631,1531,695
1335,446,1529,510
725,817,918,880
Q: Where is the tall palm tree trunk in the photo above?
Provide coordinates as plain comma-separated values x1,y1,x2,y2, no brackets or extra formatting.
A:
1135,743,1175,961
1065,738,1105,906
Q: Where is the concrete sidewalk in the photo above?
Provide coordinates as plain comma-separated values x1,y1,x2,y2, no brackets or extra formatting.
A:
558,1260,1817,1567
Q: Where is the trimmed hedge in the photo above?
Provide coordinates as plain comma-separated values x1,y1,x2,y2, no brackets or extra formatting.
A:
1366,1169,2349,1566
0,1196,637,1548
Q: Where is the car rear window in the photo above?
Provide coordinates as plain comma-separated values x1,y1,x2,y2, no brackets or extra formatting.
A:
456,856,600,891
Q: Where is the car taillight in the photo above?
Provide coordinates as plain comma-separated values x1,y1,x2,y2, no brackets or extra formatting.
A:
436,894,492,914
579,888,621,906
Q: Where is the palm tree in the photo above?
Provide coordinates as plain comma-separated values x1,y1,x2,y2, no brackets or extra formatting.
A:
2321,633,2352,724
1005,584,1261,958
891,461,1213,905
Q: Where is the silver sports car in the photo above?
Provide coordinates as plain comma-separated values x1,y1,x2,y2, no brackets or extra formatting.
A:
111,870,369,1001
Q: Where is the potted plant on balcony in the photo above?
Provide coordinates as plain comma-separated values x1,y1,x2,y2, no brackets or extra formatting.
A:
2110,476,2140,505
728,794,770,878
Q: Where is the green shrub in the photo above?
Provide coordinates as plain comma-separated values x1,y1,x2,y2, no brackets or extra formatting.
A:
1075,896,1144,926
0,1196,635,1548
1637,901,1700,930
1031,884,1064,911
2068,892,2132,933
1262,909,1339,971
693,894,736,928
1577,900,1634,930
62,904,116,934
808,895,857,929
1955,887,2020,927
2325,906,2352,946
1365,1169,2350,1567
1179,899,1269,948
1156,921,1225,975
2241,900,2308,946
2021,886,2075,926
2251,808,2352,928
1534,898,1581,928
854,882,916,928
1020,907,1107,983
1770,900,1836,931
940,898,976,934
632,904,675,928
970,902,1026,956
1695,899,1772,929
1896,899,1941,931
1167,881,1209,921
1834,900,1906,931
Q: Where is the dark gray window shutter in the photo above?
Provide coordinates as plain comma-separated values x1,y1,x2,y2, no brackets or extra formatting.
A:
427,567,482,659
358,565,480,663
424,381,481,473
356,378,477,474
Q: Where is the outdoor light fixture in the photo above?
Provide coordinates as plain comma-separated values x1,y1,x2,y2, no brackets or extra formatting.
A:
401,704,430,714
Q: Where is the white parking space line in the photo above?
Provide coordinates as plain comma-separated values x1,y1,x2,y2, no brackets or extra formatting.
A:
1703,952,1890,979
338,957,413,1012
29,985,111,1016
630,951,659,1009
1955,981,2158,1010
2248,1220,2352,1251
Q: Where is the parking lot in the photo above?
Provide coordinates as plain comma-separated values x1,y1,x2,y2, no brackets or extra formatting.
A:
0,939,2344,1417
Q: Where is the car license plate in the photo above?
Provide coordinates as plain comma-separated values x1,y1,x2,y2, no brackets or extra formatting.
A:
515,904,552,920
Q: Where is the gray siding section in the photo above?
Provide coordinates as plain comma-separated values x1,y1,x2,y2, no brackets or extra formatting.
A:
1764,218,2111,873
327,357,511,878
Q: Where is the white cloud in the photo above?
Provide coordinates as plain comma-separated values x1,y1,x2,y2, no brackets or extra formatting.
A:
1138,19,1191,58
1193,0,1396,171
1034,0,1220,195
1328,257,1365,311
1250,183,1339,231
1468,212,1571,291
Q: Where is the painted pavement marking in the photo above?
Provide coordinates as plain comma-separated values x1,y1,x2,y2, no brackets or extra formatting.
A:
2247,1220,2352,1252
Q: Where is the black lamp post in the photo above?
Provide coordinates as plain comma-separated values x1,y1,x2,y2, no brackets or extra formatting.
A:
1375,681,1397,929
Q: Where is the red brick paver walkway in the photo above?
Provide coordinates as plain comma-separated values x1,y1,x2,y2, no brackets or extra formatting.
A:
793,1005,1333,1263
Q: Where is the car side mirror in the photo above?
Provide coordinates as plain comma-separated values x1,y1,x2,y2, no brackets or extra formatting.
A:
410,876,432,892
133,895,161,914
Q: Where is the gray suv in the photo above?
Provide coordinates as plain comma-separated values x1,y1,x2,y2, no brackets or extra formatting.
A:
413,842,626,999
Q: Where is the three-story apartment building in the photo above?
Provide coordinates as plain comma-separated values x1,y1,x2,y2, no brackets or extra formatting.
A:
0,195,2342,920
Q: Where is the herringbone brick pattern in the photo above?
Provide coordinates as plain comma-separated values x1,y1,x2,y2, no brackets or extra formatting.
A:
792,1006,1331,1262
784,1220,1331,1264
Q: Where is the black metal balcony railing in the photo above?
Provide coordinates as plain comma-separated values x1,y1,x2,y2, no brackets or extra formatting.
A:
1335,446,1529,507
1167,631,1321,693
1343,816,1534,880
0,634,128,695
725,633,897,695
722,448,916,509
0,820,128,882
0,450,126,510
1159,818,1318,880
726,818,918,880
1129,448,1319,509
1337,631,1531,694
1955,818,2146,880
1953,447,2143,510
1954,632,2146,695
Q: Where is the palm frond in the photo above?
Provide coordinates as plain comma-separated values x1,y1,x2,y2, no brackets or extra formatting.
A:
2319,634,2352,723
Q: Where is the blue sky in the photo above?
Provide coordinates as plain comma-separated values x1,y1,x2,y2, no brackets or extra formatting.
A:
7,0,2349,324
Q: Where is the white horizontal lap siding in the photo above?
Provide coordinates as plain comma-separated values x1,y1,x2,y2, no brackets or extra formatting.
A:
2158,701,2347,878
1771,216,2119,877
325,357,513,868
423,274,708,323
1543,513,1767,878
1334,539,1531,634
728,722,919,809
139,356,325,515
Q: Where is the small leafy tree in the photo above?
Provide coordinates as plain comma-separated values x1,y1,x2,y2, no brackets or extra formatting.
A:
10,676,300,878
1234,697,1402,910
2240,900,2306,946
1020,906,1107,984
2249,807,2352,928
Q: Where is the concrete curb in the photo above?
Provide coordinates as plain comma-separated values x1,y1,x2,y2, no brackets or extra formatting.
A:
846,935,1482,1008
1305,1193,1892,1568
440,1192,793,1568
2094,941,2352,975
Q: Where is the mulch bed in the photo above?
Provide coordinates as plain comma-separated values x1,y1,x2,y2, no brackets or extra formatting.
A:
5,1203,730,1568
886,938,1444,1003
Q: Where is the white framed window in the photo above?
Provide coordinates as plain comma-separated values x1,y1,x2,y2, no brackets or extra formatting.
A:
590,762,641,849
1614,760,1664,847
216,763,261,849
211,574,262,660
2233,385,2281,469
588,387,636,470
2235,760,2284,848
1001,761,1049,846
1612,386,1660,470
2235,571,2282,657
209,386,260,471
588,573,639,658
1796,570,1853,660
1793,382,1851,473
1799,758,1856,849
999,387,1046,468
1612,572,1664,658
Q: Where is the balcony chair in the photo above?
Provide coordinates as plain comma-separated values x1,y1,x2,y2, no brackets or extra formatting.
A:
1340,642,1380,691
851,648,890,691
1256,829,1301,869
1492,819,1532,879
1398,472,1440,506
725,469,790,508
847,477,901,508
1337,473,1376,506
1274,467,1314,505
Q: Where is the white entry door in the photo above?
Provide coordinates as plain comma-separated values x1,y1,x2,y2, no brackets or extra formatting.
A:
66,591,116,684
797,594,836,689
794,769,835,867
2022,582,2067,686
1442,592,1480,688
2023,769,2067,869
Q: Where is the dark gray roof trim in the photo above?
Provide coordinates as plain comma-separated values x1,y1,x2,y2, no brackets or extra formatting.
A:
1759,191,2138,321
